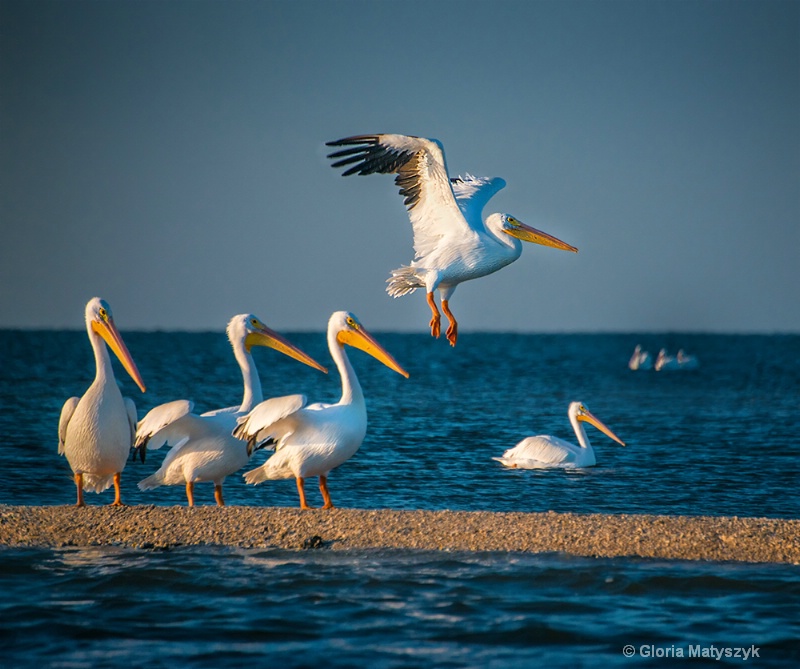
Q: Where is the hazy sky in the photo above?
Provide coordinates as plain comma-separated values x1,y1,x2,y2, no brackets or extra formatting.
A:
1,0,798,333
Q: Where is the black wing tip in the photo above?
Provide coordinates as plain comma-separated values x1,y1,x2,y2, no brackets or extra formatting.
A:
131,440,148,463
326,135,418,179
326,134,381,147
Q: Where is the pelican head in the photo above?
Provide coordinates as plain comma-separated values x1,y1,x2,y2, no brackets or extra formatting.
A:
227,314,328,373
332,311,409,378
569,402,626,446
492,214,578,253
85,297,146,392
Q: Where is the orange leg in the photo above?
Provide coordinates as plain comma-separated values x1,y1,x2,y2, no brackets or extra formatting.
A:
214,484,225,507
319,476,334,509
296,477,314,510
75,472,85,507
110,472,123,506
186,481,195,507
427,292,441,338
441,299,458,347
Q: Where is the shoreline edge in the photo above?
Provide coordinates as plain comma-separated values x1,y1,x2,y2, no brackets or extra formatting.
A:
1,505,798,564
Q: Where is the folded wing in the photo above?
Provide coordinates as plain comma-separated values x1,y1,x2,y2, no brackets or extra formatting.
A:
133,399,195,461
232,394,308,451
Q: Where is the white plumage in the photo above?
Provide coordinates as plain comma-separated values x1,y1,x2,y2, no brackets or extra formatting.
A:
235,311,409,509
135,314,326,506
628,345,653,370
654,349,679,371
327,134,578,346
58,297,146,506
494,402,625,469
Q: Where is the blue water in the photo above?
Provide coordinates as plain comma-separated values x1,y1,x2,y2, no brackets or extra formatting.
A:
1,331,799,666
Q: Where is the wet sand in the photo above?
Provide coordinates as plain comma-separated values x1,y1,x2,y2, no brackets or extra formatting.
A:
0,505,797,564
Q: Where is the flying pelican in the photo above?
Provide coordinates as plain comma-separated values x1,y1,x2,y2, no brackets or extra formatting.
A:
58,297,146,506
326,134,578,346
134,314,327,507
493,402,625,469
234,311,409,510
628,345,653,370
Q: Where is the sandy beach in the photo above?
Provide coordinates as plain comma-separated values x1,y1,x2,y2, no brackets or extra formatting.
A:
1,505,797,564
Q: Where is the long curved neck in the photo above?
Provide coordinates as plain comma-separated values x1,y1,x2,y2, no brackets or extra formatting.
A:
232,341,263,413
88,327,114,389
569,414,591,450
329,328,363,406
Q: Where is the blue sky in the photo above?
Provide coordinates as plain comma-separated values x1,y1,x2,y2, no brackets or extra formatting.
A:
1,0,798,333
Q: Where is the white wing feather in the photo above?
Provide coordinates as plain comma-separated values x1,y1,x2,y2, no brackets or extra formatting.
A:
450,174,506,224
124,398,138,447
200,404,241,418
233,394,308,449
495,435,581,468
58,397,79,455
327,134,480,261
135,399,195,450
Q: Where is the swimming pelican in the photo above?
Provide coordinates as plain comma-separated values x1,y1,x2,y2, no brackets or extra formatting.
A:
676,349,699,370
628,345,653,370
654,349,680,371
135,314,327,507
493,402,625,469
234,311,409,509
58,297,146,506
326,134,578,346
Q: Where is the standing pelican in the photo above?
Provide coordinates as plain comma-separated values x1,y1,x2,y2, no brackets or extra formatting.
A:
135,314,327,506
234,311,409,509
493,402,625,469
58,297,146,506
326,134,578,346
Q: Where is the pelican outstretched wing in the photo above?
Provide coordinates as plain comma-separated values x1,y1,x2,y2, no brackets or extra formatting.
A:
327,134,479,260
450,174,506,223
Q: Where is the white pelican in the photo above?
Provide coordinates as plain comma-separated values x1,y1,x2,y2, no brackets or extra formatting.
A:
493,402,625,469
135,314,327,507
234,311,409,510
326,134,578,346
676,349,699,369
58,297,146,506
654,348,680,371
628,345,653,370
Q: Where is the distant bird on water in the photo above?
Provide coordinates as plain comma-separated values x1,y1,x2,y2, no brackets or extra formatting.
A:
628,344,653,370
655,348,698,371
327,134,578,346
134,314,327,507
58,297,146,506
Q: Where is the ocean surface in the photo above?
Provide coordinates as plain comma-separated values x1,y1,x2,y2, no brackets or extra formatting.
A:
1,330,799,666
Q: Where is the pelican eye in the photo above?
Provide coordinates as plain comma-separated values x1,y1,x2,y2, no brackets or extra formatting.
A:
346,317,358,329
98,307,108,320
250,318,259,327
